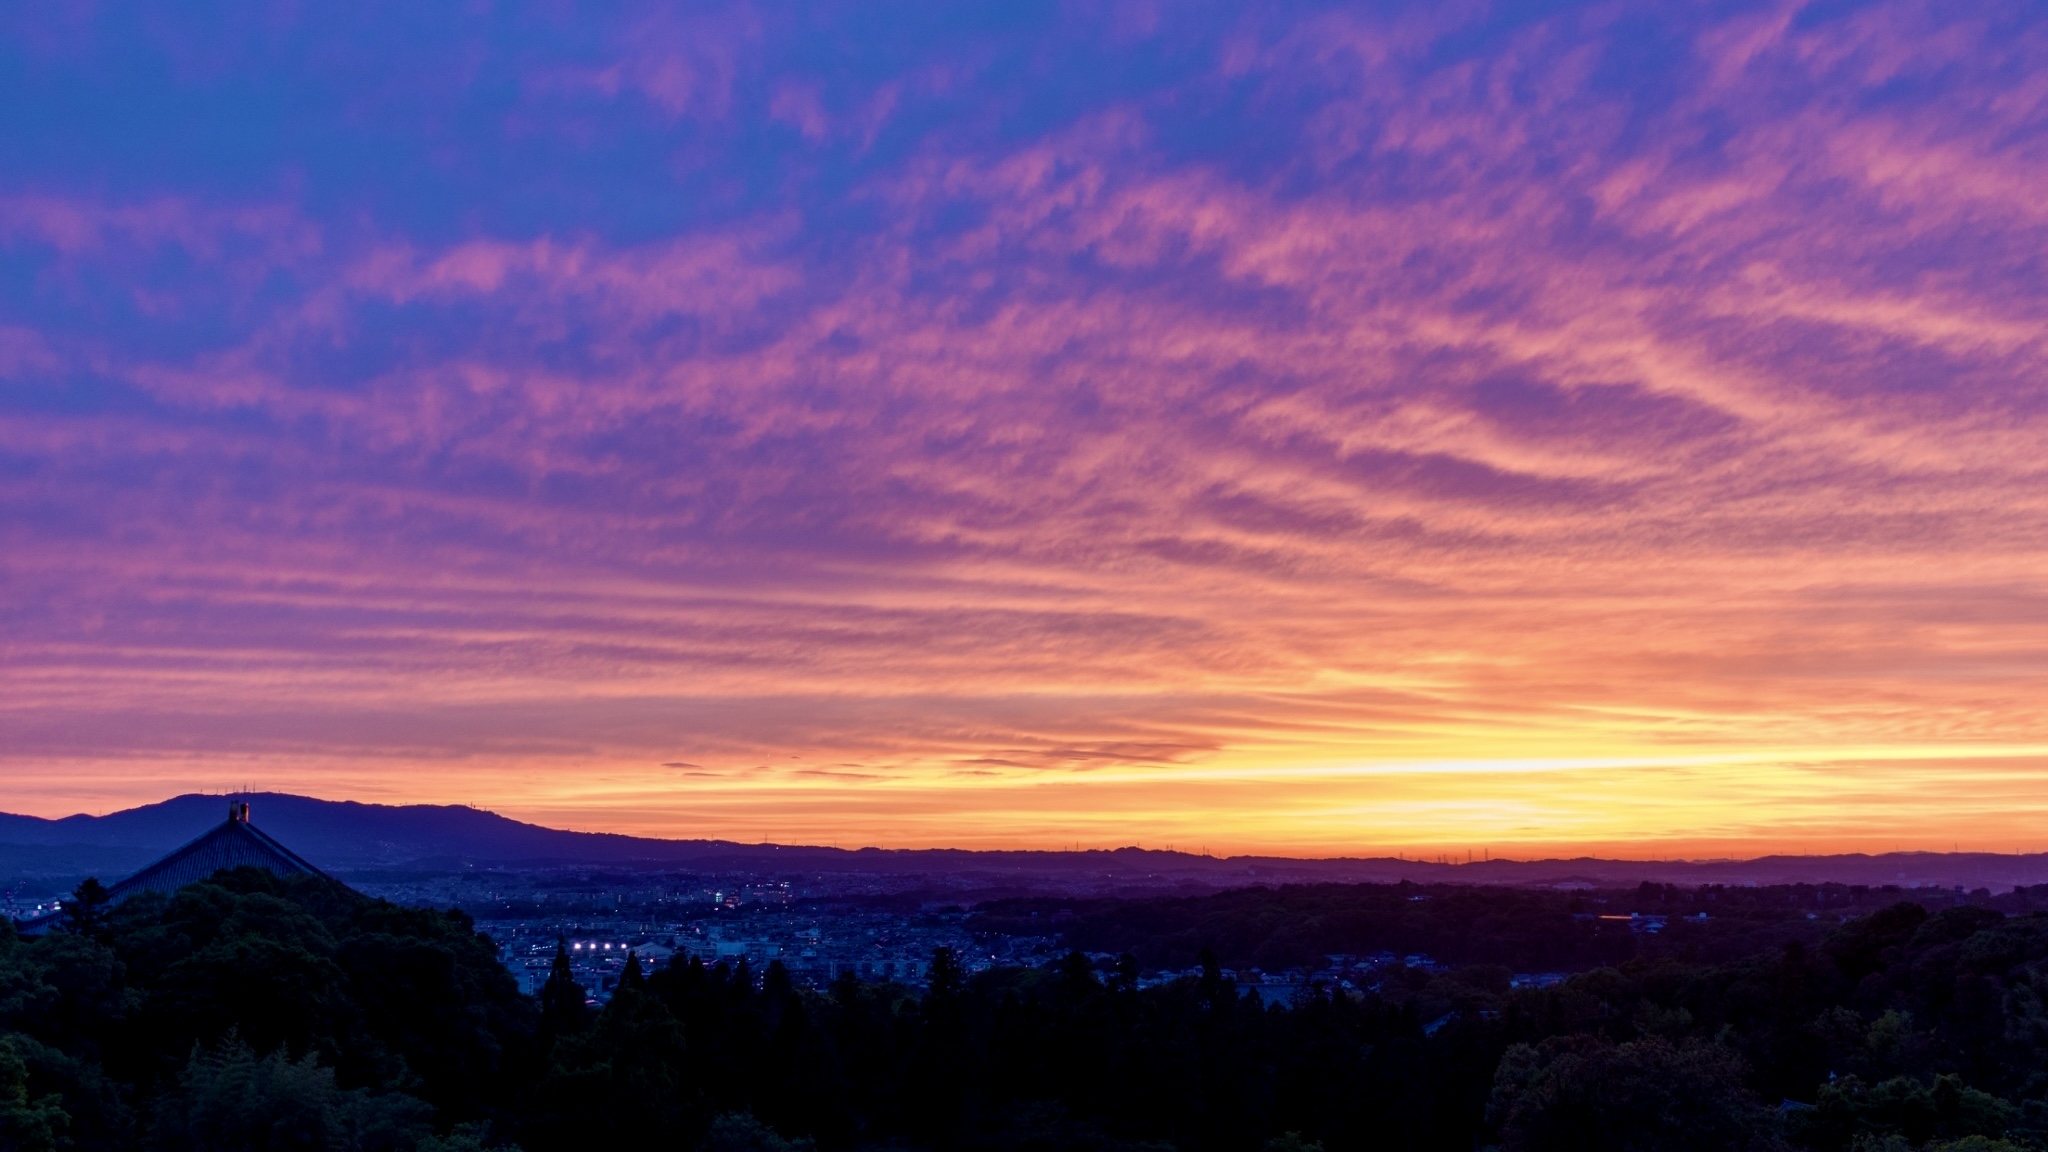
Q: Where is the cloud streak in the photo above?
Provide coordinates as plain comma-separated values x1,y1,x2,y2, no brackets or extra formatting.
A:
1,0,2046,852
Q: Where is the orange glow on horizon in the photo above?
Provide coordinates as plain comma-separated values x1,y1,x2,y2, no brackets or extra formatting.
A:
10,744,2048,860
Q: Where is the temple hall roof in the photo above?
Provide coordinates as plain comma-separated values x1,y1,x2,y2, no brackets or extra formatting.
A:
16,801,340,933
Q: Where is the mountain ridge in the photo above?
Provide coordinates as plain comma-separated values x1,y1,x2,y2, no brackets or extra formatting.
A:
5,793,2048,892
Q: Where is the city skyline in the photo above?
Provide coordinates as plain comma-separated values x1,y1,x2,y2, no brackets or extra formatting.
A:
5,2,2047,857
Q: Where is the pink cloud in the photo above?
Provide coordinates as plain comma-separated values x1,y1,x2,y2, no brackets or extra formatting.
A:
0,195,319,262
527,8,764,121
769,83,830,141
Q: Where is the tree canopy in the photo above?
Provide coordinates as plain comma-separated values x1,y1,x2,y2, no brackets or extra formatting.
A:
10,871,2048,1150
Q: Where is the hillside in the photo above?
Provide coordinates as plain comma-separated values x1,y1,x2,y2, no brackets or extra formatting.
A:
7,793,2048,893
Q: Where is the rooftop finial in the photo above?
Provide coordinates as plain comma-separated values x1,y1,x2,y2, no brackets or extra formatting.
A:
228,801,250,823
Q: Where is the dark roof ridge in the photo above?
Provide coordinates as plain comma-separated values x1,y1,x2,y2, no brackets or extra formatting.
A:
14,801,348,934
233,819,330,880
103,814,333,903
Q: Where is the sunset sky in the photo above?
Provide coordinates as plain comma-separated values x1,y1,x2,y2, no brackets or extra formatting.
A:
4,1,2047,857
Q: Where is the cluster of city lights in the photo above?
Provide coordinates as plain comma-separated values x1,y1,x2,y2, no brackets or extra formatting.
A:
568,942,628,952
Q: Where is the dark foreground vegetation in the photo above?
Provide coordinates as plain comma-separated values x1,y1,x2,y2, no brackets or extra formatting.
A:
977,879,2048,972
13,871,2048,1150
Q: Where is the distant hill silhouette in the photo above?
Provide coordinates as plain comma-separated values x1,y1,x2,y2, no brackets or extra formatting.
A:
7,792,2048,892
0,793,731,868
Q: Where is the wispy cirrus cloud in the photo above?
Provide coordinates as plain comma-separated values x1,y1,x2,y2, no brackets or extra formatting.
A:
0,1,2045,852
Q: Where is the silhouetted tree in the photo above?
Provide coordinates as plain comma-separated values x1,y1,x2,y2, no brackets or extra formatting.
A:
538,939,587,1038
149,1035,432,1152
0,1037,68,1152
926,947,962,1004
1490,1035,1788,1152
699,1111,815,1151
60,878,110,938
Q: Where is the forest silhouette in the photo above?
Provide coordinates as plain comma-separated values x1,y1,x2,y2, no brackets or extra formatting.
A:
7,868,2048,1150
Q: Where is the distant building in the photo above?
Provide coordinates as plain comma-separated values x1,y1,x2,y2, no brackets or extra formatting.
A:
15,800,341,935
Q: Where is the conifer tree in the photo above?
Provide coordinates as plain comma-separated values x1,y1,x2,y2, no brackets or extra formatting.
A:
539,938,588,1036
926,946,963,1004
60,878,110,938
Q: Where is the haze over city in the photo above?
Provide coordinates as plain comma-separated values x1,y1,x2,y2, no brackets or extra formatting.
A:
5,1,2046,859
